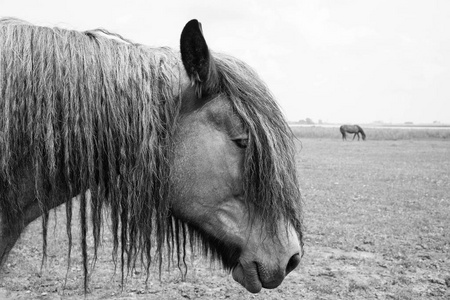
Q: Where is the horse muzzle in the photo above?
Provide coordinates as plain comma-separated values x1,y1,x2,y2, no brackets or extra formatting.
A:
231,252,301,293
231,224,302,293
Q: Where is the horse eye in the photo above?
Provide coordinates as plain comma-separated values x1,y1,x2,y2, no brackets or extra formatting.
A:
233,138,248,149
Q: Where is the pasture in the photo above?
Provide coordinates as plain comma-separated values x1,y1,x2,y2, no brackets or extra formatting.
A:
1,134,449,299
291,125,450,140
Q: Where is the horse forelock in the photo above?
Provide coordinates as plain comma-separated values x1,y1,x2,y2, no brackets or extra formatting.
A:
213,54,303,242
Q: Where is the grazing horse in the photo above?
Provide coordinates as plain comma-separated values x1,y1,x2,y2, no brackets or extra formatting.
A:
0,19,303,293
340,125,366,141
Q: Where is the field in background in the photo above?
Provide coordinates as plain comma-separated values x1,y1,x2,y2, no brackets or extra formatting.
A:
0,138,449,299
296,138,450,299
291,125,450,140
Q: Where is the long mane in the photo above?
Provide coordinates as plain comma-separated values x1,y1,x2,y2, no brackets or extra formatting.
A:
0,19,182,286
0,19,303,287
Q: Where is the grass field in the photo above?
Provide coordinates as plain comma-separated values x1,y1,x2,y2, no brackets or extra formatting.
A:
296,138,450,299
0,136,449,299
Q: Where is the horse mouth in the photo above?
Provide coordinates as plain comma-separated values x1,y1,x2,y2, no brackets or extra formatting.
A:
231,261,284,293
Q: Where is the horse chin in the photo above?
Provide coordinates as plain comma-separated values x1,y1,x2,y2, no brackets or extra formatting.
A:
232,262,262,293
183,221,242,269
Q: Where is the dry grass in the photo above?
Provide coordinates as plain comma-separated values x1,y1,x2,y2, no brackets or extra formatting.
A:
297,138,450,299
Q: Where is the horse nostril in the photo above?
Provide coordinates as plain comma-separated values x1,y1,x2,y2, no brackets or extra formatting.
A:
285,253,301,274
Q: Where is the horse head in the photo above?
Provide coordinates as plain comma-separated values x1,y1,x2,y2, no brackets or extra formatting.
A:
169,20,303,293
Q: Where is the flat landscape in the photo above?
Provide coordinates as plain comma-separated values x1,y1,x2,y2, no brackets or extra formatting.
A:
1,134,449,299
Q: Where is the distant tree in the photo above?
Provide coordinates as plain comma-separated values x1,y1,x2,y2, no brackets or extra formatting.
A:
298,119,306,124
318,119,323,124
404,122,413,125
306,118,314,125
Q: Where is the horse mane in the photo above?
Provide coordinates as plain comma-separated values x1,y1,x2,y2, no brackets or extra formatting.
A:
0,17,32,26
0,19,182,287
0,19,303,288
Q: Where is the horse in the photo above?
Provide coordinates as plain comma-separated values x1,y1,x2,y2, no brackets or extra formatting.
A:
340,124,366,141
0,19,303,293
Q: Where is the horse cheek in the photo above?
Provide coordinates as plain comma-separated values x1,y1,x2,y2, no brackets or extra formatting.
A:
170,128,244,235
169,131,219,221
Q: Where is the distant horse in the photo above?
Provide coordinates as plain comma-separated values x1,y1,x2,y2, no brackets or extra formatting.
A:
340,125,366,141
0,19,303,293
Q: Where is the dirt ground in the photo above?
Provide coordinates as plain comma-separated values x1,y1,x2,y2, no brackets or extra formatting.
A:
0,138,449,299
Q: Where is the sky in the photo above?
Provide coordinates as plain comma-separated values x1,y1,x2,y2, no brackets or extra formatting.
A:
2,0,450,124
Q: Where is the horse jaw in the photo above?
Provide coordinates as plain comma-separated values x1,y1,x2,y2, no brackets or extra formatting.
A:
201,201,302,293
195,197,302,293
172,192,302,293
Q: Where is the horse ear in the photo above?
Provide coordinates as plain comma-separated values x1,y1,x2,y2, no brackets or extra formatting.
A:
180,19,219,97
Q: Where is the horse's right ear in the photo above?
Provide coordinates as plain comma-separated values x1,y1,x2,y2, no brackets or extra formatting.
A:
180,19,219,97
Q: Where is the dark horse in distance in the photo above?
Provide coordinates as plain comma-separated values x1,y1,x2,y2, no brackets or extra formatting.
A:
0,19,303,293
340,124,366,141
